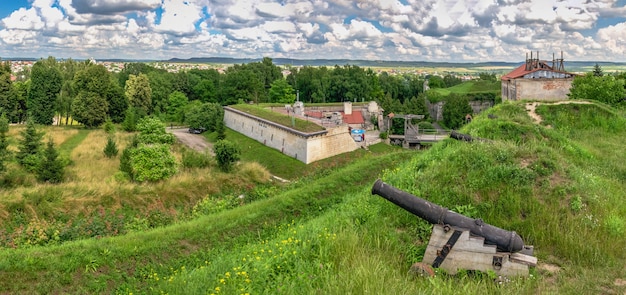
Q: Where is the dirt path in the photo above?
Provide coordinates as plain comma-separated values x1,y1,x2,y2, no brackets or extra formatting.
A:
525,100,592,124
168,127,214,155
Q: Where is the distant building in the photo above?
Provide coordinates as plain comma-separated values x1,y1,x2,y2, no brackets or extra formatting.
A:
501,52,576,101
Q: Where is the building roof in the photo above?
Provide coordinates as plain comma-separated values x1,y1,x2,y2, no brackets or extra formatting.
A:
343,111,364,124
501,60,574,81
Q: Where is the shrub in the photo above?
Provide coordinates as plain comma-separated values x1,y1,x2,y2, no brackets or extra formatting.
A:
129,144,178,182
103,119,115,134
103,136,119,158
214,140,240,172
136,117,175,144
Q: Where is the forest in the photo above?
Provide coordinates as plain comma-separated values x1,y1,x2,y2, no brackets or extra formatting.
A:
0,56,501,130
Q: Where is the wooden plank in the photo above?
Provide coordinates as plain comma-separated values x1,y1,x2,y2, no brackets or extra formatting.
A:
510,252,538,266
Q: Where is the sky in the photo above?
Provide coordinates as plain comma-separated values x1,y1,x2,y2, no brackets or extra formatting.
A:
0,0,625,63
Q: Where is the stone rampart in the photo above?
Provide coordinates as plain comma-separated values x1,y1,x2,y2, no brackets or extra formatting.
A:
224,107,359,164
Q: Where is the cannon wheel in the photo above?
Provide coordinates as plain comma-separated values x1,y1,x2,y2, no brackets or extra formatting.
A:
408,262,435,277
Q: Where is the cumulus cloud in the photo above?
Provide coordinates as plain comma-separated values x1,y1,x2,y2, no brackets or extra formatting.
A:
152,0,204,36
0,0,624,61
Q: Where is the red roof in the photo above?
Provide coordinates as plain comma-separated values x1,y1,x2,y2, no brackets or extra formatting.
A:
501,61,556,80
343,111,364,124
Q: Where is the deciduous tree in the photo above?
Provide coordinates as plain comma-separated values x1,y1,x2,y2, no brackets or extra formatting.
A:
125,73,152,116
28,58,62,125
569,73,626,106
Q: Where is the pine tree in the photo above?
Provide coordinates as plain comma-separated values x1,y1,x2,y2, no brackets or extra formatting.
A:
16,118,44,171
103,136,119,158
36,138,64,183
593,63,604,77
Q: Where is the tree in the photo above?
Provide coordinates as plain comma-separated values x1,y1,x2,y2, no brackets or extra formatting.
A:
28,58,63,125
103,136,119,158
166,91,188,123
443,74,462,88
9,81,28,123
214,140,240,172
16,118,44,171
72,91,109,128
593,63,604,77
427,75,446,89
36,138,65,183
125,73,152,116
71,63,112,127
269,79,296,103
0,61,17,116
122,107,139,132
136,117,175,145
442,94,473,130
569,73,626,106
0,114,9,173
184,101,223,132
106,81,128,123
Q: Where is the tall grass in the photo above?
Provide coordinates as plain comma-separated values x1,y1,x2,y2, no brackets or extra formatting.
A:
2,101,625,294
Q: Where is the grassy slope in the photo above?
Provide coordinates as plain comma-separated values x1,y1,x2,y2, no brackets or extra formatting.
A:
2,101,625,294
431,80,500,96
0,147,414,294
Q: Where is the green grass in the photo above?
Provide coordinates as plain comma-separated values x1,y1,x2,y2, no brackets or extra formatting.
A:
208,128,406,180
0,151,413,294
3,101,626,294
431,80,500,96
229,104,325,133
57,128,91,156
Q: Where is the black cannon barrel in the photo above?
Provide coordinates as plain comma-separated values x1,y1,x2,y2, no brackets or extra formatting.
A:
371,179,525,253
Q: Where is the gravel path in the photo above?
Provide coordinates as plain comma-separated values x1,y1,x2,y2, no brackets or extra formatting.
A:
168,127,214,155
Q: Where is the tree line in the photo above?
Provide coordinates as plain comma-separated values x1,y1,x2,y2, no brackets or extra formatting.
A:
0,56,497,129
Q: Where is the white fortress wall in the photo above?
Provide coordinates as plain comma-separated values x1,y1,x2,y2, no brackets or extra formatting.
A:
306,126,359,163
224,107,358,164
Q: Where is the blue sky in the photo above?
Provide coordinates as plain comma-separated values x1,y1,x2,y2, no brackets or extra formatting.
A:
0,0,625,62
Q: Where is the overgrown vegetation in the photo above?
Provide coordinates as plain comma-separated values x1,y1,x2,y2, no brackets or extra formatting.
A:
1,100,626,294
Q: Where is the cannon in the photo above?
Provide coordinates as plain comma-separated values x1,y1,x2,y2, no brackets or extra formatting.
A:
371,179,536,277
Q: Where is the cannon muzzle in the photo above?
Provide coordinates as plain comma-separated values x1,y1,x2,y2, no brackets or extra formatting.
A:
371,179,525,253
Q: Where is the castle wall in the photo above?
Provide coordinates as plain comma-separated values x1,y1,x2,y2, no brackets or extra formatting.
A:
224,107,358,164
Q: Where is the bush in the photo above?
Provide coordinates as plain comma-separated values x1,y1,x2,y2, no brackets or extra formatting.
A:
214,140,240,172
103,119,115,134
136,117,175,145
103,136,119,158
129,144,178,182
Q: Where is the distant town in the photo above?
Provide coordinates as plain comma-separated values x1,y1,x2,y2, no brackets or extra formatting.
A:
5,57,626,83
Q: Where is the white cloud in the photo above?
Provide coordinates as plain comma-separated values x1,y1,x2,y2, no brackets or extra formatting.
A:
153,0,203,36
597,22,626,55
0,0,624,61
1,8,44,30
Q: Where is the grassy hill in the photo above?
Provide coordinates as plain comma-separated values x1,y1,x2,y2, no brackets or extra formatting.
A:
1,101,625,294
430,80,501,97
